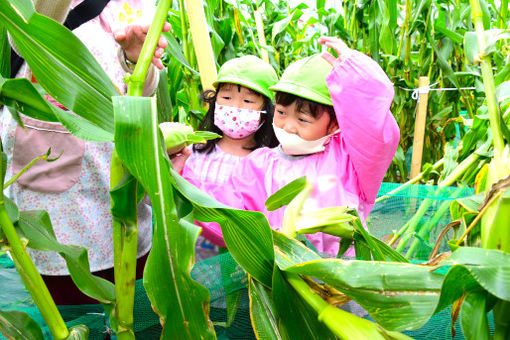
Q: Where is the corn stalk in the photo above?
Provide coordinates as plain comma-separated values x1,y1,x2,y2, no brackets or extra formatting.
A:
0,146,69,339
470,1,510,338
112,2,172,339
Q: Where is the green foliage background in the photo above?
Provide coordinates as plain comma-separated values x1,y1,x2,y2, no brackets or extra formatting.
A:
163,0,509,183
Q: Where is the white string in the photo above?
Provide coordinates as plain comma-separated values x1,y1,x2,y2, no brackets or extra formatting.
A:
398,82,477,100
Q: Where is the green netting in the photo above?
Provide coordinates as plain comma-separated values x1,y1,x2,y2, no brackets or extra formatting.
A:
1,183,493,340
369,182,475,260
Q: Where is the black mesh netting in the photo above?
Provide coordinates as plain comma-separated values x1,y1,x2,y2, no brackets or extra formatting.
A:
1,183,496,339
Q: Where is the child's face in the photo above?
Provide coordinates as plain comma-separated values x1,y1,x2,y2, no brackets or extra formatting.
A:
274,101,337,141
216,84,265,111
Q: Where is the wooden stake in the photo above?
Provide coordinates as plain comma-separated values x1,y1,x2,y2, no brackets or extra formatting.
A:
410,76,430,179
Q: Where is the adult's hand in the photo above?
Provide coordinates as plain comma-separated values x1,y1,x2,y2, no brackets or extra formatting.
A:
114,22,171,70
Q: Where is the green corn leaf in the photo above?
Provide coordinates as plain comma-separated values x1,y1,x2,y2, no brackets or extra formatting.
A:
162,31,199,76
479,0,492,29
274,235,444,332
0,23,9,78
436,247,510,312
284,259,443,331
353,218,386,261
113,96,215,339
0,77,113,142
409,0,432,32
0,309,44,340
316,0,326,10
16,209,116,306
426,30,459,88
495,63,510,86
0,75,24,129
272,267,335,339
4,197,19,225
483,30,510,55
496,81,510,103
248,277,284,340
272,231,322,269
464,31,480,65
156,68,173,123
223,291,242,328
485,186,510,251
366,236,410,263
0,78,58,121
464,29,510,65
0,0,118,133
460,291,490,340
376,0,396,55
271,9,302,42
450,192,484,221
368,3,380,64
265,176,307,211
283,272,412,340
434,25,464,44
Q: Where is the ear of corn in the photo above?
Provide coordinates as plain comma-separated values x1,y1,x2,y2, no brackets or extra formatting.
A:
159,122,220,154
295,207,356,238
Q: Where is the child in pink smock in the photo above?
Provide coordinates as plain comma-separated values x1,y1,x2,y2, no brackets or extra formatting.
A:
179,56,278,259
196,37,400,256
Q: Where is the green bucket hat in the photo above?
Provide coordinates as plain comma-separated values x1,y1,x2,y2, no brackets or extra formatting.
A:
269,54,333,106
213,55,278,100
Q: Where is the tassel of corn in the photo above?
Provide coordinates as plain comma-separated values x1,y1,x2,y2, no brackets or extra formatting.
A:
184,0,217,91
254,9,269,63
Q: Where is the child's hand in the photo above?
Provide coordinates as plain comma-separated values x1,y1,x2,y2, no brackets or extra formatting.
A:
114,22,171,70
318,36,351,67
170,147,191,174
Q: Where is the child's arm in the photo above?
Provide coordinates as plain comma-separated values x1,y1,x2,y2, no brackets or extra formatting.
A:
321,37,400,204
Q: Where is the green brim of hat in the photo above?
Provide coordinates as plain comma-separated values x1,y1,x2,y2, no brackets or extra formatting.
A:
213,77,275,100
269,81,333,106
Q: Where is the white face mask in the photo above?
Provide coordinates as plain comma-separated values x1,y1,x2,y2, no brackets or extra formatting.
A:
273,124,337,156
214,104,265,139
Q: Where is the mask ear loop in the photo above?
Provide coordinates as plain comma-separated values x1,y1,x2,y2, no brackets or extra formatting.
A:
257,109,267,129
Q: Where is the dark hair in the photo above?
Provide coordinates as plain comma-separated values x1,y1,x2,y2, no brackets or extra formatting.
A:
275,91,337,126
193,83,279,154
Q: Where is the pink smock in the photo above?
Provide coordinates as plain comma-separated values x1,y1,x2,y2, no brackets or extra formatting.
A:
187,50,400,255
182,145,243,247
